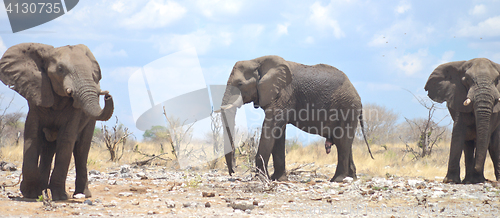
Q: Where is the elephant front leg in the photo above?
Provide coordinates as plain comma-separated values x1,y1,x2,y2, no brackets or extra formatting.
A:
489,126,500,181
39,141,56,190
444,120,466,184
270,126,286,181
49,123,80,201
72,121,95,198
255,116,285,180
463,140,485,184
20,114,43,199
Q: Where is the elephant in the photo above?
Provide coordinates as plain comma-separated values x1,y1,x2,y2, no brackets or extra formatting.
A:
425,58,500,184
219,55,372,182
0,43,114,200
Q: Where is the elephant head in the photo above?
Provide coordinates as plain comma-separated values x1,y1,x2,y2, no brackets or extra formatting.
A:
220,55,292,175
425,58,500,175
0,43,113,120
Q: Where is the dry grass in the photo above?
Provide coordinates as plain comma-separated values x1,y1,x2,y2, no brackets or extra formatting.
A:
1,139,497,182
286,141,496,181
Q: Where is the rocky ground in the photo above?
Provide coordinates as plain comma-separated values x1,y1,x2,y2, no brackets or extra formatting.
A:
1,163,500,217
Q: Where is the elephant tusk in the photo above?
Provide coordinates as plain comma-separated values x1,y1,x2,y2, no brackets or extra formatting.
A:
214,104,235,113
99,90,109,95
464,98,471,106
66,88,72,95
221,104,235,110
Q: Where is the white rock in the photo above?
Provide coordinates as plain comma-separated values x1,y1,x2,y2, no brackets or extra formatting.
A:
74,194,85,199
431,191,445,198
118,192,133,197
343,177,354,183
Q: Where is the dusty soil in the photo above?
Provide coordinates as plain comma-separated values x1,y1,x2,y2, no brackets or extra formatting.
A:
1,163,500,217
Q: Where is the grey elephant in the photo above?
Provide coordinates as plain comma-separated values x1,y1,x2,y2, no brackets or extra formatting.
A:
425,58,500,184
219,55,372,182
0,43,114,200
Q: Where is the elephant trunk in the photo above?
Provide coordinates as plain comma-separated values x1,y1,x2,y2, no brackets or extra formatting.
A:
221,84,241,176
73,79,113,121
473,98,493,174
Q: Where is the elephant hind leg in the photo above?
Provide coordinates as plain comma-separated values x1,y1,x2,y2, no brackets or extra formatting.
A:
330,135,355,182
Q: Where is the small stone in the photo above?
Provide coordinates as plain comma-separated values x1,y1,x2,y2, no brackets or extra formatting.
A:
94,199,102,203
147,211,158,215
202,192,215,197
245,209,251,214
74,193,85,199
136,172,148,179
120,165,131,174
104,187,110,191
104,201,117,207
253,200,259,206
89,170,100,175
118,192,133,197
108,180,117,185
343,177,354,183
183,202,192,208
83,200,92,205
131,200,140,205
205,202,211,208
230,202,255,210
0,161,17,171
165,201,175,208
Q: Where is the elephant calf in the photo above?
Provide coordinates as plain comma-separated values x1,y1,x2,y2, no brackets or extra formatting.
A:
0,43,114,200
220,55,372,182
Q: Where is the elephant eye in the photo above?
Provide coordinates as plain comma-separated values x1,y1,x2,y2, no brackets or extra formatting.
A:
462,76,472,88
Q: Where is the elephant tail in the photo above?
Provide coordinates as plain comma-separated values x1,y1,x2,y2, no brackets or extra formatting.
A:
359,110,374,159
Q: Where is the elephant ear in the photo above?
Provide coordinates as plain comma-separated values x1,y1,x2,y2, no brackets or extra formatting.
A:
491,60,500,113
75,44,101,82
0,43,55,107
424,60,471,112
257,57,292,107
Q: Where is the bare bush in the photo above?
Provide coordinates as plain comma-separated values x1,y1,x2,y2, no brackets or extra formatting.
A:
206,112,223,169
400,92,451,159
0,94,24,147
102,117,133,162
359,103,399,146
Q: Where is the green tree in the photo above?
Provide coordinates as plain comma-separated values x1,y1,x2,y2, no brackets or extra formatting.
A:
143,125,170,142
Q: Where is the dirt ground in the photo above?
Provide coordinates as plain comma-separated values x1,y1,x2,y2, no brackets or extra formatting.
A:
1,162,500,218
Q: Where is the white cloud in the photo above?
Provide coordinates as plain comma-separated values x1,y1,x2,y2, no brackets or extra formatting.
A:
309,2,345,39
121,0,186,29
152,30,233,55
395,49,428,76
277,23,290,36
93,43,127,58
458,16,500,37
153,30,212,55
470,4,487,16
196,0,244,18
368,18,434,48
432,51,455,69
395,1,411,14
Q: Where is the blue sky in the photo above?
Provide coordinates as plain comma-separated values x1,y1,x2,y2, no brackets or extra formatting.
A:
0,0,499,142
